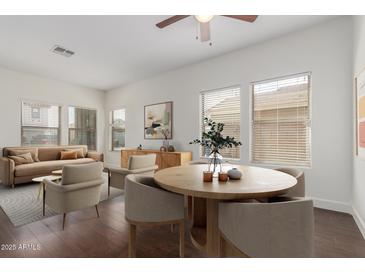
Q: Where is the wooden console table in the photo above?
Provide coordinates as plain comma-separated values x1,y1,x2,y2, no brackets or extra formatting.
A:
120,148,192,170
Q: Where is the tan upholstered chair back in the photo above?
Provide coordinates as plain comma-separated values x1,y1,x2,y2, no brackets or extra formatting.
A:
128,154,156,170
219,197,314,258
275,167,305,197
125,174,184,223
62,162,103,185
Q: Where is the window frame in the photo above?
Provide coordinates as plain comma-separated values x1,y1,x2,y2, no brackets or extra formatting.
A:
21,100,61,147
109,108,126,152
249,72,312,169
199,85,241,162
67,105,98,151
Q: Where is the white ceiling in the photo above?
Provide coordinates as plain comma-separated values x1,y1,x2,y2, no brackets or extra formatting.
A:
0,15,337,90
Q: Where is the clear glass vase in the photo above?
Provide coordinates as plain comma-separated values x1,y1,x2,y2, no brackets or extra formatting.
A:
162,140,169,148
208,152,222,176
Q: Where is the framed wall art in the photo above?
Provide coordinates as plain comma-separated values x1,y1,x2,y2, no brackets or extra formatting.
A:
356,69,365,159
144,101,173,139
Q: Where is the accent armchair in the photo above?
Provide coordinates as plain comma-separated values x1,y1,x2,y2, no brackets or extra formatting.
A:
125,174,185,257
107,154,158,195
219,197,314,257
43,162,104,229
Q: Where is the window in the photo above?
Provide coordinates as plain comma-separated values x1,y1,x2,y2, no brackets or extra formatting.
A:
109,109,126,151
200,86,241,160
68,106,97,151
21,101,60,146
251,73,311,167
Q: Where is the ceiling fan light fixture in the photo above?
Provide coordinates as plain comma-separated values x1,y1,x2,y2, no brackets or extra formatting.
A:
194,15,214,23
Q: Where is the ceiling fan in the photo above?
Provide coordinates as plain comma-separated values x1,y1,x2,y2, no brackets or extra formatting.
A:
156,15,258,43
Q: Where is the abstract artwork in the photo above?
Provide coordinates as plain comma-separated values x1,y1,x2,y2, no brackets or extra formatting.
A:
144,101,173,139
356,70,365,159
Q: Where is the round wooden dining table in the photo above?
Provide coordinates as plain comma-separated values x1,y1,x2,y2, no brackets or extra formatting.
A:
154,164,297,257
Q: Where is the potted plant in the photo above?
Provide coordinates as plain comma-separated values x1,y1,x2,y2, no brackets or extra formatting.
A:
189,118,242,174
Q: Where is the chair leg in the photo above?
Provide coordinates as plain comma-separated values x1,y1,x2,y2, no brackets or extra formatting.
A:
170,224,174,232
128,223,137,258
108,170,111,196
179,221,185,258
62,213,66,230
42,184,46,216
95,205,100,218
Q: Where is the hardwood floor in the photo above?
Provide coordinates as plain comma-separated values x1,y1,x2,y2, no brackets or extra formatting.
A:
0,195,364,258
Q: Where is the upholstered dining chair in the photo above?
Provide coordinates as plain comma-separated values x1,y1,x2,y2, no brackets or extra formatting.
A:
43,162,104,230
107,154,158,195
218,197,314,258
125,174,185,258
274,167,305,197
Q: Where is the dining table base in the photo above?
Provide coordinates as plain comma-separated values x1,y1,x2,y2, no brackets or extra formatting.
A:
189,197,251,258
189,197,221,257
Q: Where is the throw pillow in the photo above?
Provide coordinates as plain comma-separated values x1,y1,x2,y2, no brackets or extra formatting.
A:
65,148,85,158
8,148,40,162
8,152,34,166
60,151,78,160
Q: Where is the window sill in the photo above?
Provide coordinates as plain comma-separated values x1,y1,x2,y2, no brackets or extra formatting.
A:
200,156,241,164
250,160,312,170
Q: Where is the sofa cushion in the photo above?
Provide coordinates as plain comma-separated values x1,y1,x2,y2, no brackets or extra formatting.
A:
15,158,95,177
8,152,34,166
37,146,88,161
38,147,62,161
60,151,78,160
65,148,85,158
6,148,40,162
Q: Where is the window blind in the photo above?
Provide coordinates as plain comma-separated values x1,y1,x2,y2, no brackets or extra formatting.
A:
21,101,60,146
200,87,241,159
251,73,311,167
68,106,97,151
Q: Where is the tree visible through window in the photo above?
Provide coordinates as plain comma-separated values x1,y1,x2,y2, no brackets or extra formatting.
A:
251,73,311,167
68,106,97,151
21,101,60,146
110,109,126,151
200,87,241,160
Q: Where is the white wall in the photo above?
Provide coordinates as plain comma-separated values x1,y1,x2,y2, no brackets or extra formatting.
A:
105,17,353,210
353,15,365,237
0,67,105,153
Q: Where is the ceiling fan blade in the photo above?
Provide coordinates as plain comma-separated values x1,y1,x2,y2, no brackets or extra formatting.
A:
200,22,210,42
222,15,258,23
156,15,190,28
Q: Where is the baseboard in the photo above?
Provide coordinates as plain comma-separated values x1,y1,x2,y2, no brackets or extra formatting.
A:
311,198,365,240
352,206,365,239
311,197,352,214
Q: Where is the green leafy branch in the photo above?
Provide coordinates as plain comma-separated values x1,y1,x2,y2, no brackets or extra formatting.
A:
189,118,242,155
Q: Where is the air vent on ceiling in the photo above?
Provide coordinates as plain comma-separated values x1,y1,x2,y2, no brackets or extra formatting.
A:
51,45,75,57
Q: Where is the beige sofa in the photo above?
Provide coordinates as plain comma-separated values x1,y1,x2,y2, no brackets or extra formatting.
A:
0,145,103,187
